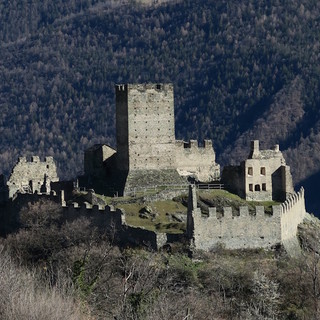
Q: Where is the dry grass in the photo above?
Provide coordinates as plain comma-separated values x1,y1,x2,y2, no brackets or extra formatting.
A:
0,246,88,320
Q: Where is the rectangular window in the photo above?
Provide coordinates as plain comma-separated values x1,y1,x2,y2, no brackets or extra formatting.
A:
262,183,266,191
248,167,253,176
249,184,253,191
260,167,266,175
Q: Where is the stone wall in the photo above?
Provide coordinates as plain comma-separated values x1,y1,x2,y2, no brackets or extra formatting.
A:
187,185,307,252
84,144,116,179
221,165,244,197
244,140,294,201
7,156,59,198
280,187,306,242
3,190,175,250
222,140,294,202
175,139,220,181
61,201,125,234
116,83,176,171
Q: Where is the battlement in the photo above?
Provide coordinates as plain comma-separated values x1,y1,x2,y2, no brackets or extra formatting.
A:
187,185,307,251
116,83,173,92
280,187,304,214
175,139,213,150
205,205,279,219
7,156,59,198
17,156,55,163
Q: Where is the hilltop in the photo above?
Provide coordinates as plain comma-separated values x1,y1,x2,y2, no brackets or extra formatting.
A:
1,0,320,214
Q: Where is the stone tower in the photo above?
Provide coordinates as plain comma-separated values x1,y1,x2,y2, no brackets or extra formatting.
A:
115,83,176,171
83,83,220,195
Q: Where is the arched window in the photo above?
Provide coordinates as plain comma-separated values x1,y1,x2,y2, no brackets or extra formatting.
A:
255,184,261,191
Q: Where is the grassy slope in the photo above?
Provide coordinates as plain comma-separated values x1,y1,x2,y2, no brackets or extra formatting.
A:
92,189,279,233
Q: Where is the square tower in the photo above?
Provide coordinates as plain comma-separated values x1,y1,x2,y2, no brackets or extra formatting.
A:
116,83,176,171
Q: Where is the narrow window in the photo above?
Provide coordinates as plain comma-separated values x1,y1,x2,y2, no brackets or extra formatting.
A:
260,167,266,175
255,184,261,191
156,84,161,90
248,167,253,176
249,184,253,191
262,183,266,191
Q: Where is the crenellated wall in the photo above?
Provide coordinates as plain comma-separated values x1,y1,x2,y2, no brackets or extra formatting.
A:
61,201,126,232
187,185,307,251
175,139,220,181
7,156,59,198
280,187,306,242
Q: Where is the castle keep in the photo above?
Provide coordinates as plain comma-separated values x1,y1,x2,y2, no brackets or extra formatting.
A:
84,84,220,195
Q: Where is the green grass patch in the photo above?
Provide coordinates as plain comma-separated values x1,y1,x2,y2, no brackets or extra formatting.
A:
114,200,187,234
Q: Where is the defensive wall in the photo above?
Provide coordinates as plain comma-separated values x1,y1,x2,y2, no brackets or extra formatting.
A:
7,156,59,198
187,185,307,251
2,190,176,251
175,139,220,181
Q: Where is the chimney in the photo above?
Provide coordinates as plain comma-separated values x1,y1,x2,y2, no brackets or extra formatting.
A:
249,140,260,158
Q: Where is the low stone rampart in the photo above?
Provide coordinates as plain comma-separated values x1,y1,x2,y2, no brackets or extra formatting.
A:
7,191,175,250
61,201,126,233
187,185,307,252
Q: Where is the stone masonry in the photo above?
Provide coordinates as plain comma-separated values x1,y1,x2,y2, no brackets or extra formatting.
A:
6,156,59,198
222,140,294,202
187,185,307,251
84,83,220,195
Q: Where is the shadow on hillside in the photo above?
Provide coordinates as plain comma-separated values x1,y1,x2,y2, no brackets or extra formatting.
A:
298,171,320,218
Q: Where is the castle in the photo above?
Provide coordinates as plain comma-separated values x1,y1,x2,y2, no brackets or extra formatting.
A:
83,84,220,195
0,83,309,253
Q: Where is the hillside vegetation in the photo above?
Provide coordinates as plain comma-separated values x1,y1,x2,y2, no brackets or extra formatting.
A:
1,0,320,211
2,198,320,319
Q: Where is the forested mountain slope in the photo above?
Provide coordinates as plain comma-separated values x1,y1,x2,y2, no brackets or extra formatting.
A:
1,0,320,212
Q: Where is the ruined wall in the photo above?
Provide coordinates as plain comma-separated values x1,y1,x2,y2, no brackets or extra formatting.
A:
116,83,176,171
244,140,294,201
175,140,220,182
187,185,307,251
84,144,116,178
7,157,59,198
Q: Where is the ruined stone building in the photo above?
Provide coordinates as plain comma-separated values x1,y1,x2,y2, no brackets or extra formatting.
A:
222,140,294,202
83,83,220,195
5,156,59,199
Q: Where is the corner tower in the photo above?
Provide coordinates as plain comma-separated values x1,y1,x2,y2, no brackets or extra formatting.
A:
116,83,176,171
